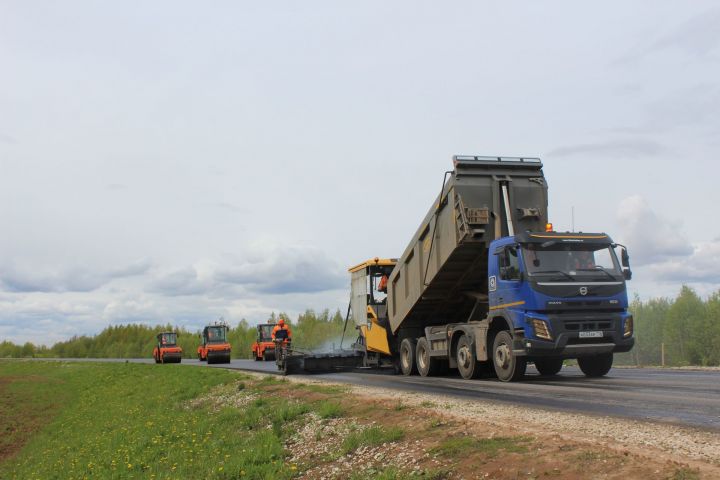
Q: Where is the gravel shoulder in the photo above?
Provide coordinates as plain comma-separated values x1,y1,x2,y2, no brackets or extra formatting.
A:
269,372,720,479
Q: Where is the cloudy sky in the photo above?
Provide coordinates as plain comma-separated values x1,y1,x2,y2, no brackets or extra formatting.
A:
1,1,719,345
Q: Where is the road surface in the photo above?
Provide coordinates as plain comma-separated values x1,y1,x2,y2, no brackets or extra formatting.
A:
42,358,720,431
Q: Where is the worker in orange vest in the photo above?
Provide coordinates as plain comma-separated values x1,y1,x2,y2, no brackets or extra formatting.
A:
272,318,292,342
378,274,389,293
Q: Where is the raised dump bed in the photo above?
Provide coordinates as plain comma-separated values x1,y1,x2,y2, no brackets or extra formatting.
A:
387,157,548,334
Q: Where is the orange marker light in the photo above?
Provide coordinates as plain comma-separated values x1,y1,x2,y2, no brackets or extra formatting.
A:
545,223,553,232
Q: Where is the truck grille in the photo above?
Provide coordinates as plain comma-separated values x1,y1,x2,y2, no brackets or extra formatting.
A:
564,320,613,331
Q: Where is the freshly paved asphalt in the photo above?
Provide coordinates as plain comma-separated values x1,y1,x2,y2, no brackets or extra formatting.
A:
42,358,720,431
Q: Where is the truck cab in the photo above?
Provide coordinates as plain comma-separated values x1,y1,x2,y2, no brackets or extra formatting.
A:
487,231,634,379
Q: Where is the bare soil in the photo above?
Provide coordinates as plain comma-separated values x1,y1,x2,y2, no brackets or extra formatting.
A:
239,373,716,479
0,375,63,462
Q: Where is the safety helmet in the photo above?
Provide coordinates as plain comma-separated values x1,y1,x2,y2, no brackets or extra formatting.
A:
278,319,285,326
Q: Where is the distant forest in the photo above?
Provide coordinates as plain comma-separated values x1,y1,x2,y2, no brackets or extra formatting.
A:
616,286,720,367
0,309,348,360
2,287,719,366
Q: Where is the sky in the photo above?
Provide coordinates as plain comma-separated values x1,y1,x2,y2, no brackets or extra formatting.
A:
1,1,719,345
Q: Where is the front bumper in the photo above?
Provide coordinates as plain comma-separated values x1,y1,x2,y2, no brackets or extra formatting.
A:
514,312,635,358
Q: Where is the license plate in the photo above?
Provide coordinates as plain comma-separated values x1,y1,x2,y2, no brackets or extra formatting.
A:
579,331,604,338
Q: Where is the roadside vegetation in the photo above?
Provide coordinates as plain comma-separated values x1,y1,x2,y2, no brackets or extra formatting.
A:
3,286,720,366
0,361,294,479
616,286,720,366
0,308,347,360
0,361,704,479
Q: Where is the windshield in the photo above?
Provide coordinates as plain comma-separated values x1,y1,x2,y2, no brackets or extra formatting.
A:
523,244,621,280
160,333,177,345
206,326,227,343
259,325,274,341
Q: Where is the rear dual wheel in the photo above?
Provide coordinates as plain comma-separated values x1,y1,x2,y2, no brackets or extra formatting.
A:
416,337,445,377
456,335,481,380
399,338,417,376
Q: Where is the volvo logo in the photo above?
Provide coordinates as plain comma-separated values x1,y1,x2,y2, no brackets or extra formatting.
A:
579,286,588,296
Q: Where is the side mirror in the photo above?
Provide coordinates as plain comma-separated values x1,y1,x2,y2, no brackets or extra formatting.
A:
623,268,632,280
621,247,630,268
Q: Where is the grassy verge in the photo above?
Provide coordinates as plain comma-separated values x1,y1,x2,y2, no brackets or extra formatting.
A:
0,361,294,479
0,361,706,480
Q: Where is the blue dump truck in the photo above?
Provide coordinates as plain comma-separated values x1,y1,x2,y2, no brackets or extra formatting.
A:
346,156,634,381
278,156,634,380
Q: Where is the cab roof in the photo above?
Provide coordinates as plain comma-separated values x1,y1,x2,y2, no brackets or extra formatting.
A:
516,231,613,245
348,257,397,273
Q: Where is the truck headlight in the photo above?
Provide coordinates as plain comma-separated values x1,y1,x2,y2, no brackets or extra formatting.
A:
623,316,633,338
530,318,552,341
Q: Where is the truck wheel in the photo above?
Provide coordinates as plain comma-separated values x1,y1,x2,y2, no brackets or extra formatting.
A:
492,331,526,382
534,358,563,376
578,353,613,377
416,337,440,377
254,352,260,361
399,338,418,376
456,335,480,380
262,350,269,361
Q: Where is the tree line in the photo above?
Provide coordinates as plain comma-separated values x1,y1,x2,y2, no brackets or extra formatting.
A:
0,308,349,360
3,287,719,366
617,286,720,367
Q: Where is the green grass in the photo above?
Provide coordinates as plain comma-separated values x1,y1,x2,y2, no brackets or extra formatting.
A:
670,468,700,480
0,361,299,479
429,435,531,458
316,400,344,419
341,426,405,455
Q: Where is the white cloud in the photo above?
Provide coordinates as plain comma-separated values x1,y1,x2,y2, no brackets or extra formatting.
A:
0,243,350,345
0,259,151,293
2,2,720,345
215,244,345,295
644,238,720,284
616,195,693,266
617,196,720,295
